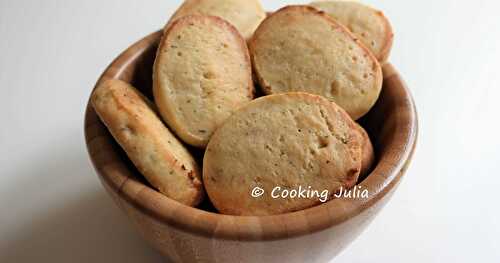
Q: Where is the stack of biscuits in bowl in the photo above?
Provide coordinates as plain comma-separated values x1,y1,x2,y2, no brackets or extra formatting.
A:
91,0,394,216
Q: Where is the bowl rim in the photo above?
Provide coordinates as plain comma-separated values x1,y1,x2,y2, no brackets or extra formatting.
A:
84,30,418,241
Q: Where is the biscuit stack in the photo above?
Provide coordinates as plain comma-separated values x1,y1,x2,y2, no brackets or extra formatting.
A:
92,0,393,215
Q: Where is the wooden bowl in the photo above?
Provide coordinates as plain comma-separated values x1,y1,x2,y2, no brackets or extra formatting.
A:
84,30,418,263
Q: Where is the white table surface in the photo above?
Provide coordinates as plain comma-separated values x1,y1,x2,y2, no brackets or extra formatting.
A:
1,0,499,262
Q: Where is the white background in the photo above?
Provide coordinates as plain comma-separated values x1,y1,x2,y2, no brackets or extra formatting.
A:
1,0,499,262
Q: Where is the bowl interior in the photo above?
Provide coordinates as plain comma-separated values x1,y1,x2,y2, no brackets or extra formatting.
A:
85,30,417,240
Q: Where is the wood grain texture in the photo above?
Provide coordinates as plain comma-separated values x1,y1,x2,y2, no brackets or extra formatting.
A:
84,30,418,263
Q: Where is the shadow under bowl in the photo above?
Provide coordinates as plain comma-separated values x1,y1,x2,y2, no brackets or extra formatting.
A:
84,30,418,263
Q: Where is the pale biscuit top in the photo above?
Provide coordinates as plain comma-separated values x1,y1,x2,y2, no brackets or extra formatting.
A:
310,0,394,62
92,79,204,206
168,0,266,39
203,93,362,216
154,15,254,148
249,5,383,120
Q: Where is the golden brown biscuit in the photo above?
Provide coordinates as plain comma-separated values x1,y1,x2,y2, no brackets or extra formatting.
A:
310,0,394,62
167,0,266,39
355,123,375,178
203,93,362,216
153,15,254,148
249,5,383,120
91,79,204,206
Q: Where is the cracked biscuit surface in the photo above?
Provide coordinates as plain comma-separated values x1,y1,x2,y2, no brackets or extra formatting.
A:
92,79,204,206
203,92,362,215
